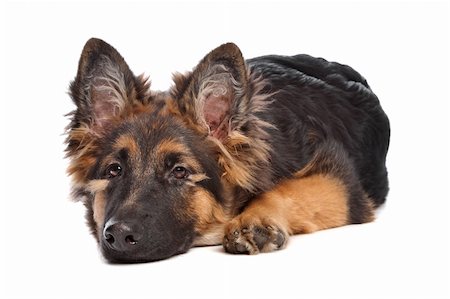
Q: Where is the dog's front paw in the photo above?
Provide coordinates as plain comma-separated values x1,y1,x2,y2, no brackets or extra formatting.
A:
223,217,288,254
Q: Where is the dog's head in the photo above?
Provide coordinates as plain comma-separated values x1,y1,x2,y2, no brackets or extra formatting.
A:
66,39,272,263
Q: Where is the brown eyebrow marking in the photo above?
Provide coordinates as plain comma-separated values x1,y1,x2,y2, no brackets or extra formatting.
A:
114,135,140,158
155,138,203,173
155,138,190,157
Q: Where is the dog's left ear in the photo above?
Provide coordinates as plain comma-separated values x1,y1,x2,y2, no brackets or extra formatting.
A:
173,43,249,140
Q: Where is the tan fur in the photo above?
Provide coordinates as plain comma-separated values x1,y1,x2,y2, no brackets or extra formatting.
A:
155,138,190,156
86,179,109,193
154,138,204,173
186,173,210,187
283,174,349,233
212,129,272,193
114,134,140,158
93,191,107,237
67,149,97,186
189,189,230,246
231,174,350,236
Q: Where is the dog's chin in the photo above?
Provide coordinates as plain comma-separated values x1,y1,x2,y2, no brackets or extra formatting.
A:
102,248,190,264
100,237,193,264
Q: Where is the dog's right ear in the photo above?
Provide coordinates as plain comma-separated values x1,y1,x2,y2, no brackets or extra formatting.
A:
68,38,146,132
66,39,150,184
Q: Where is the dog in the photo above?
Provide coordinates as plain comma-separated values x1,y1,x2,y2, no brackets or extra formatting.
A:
65,38,390,263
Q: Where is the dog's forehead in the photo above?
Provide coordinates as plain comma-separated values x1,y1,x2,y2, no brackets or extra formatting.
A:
107,111,193,155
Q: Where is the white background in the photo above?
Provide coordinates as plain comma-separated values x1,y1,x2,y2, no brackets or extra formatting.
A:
1,1,449,298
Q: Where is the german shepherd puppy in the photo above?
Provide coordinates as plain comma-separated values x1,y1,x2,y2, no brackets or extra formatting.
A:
66,38,390,263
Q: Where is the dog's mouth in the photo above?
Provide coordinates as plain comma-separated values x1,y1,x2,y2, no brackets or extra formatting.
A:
100,231,194,264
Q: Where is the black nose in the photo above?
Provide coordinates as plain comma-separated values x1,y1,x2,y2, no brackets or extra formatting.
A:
103,220,144,251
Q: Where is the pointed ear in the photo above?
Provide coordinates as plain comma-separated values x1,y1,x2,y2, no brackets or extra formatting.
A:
69,38,146,131
173,43,249,140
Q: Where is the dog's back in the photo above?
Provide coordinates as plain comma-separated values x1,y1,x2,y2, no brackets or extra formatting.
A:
247,54,390,207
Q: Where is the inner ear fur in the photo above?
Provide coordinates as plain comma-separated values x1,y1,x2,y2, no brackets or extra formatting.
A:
66,38,150,183
174,43,249,141
68,38,148,132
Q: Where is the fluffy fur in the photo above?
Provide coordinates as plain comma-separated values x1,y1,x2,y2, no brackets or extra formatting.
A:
66,38,390,263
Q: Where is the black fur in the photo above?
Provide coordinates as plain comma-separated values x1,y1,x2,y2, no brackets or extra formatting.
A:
66,39,390,263
247,55,390,210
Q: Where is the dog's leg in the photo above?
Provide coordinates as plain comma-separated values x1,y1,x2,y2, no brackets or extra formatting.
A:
223,173,374,254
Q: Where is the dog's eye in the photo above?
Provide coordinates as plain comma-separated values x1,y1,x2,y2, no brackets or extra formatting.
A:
106,163,122,179
172,166,188,179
